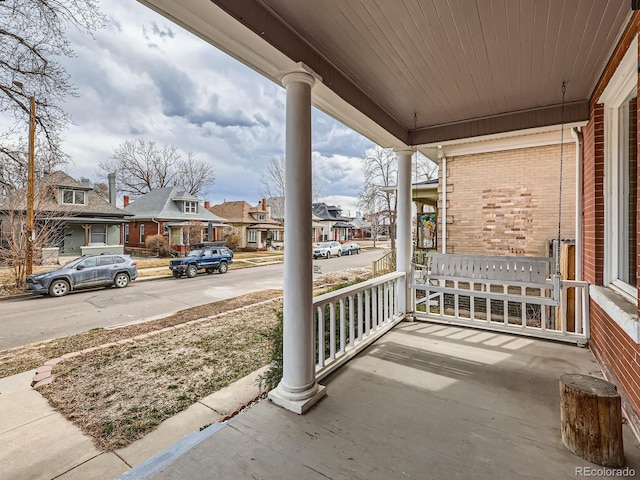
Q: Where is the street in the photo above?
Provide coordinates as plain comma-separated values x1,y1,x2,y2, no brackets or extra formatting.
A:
0,249,382,351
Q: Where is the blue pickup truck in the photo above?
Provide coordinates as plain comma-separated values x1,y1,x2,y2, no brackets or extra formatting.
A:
169,246,234,278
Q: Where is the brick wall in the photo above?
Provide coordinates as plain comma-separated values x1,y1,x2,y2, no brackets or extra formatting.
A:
582,104,605,285
439,143,576,257
590,301,640,434
584,12,640,437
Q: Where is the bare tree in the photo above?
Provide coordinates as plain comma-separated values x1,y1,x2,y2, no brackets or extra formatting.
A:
258,154,323,219
0,0,104,163
359,147,398,250
176,151,216,196
97,139,215,198
0,176,67,288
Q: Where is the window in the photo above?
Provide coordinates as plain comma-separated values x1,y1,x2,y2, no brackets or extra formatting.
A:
184,201,198,213
248,230,257,243
97,256,114,266
89,225,107,244
61,189,86,205
601,37,638,300
140,224,145,244
124,224,129,243
256,213,265,221
81,257,97,268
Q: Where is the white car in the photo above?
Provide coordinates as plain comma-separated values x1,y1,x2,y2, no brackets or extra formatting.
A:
313,241,342,259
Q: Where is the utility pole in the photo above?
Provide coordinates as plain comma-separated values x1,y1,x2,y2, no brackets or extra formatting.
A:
12,80,36,276
26,95,36,275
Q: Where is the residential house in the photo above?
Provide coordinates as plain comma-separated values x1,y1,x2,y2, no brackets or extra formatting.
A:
135,1,640,452
209,199,283,250
0,171,131,257
312,203,353,242
123,187,226,253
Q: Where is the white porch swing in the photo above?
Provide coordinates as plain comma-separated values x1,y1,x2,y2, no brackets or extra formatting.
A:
410,84,591,345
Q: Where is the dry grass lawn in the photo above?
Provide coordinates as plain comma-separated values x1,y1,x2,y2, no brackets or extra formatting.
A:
37,300,281,451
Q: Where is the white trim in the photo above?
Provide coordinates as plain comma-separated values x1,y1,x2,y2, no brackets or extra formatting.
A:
590,286,640,344
598,36,638,105
419,122,586,157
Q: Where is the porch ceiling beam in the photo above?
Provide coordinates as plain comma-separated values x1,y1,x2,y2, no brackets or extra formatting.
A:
412,101,590,145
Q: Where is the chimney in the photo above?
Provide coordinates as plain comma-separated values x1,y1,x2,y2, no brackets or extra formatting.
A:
204,201,210,209
262,198,266,211
108,173,116,205
80,177,91,187
123,195,130,207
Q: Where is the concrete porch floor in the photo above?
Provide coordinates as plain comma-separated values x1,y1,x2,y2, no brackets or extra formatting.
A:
133,321,640,479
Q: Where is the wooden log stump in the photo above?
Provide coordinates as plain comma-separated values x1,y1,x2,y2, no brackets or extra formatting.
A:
560,374,624,467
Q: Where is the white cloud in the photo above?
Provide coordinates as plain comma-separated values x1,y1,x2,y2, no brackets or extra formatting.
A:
48,0,376,209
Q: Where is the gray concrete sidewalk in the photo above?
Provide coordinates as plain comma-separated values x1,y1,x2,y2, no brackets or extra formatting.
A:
0,366,268,480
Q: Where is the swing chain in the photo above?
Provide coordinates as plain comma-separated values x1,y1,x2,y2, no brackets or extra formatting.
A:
556,82,566,276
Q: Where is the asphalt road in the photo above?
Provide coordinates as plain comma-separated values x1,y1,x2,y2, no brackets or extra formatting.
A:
0,249,382,351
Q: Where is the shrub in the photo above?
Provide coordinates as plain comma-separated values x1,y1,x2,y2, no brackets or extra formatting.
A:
145,234,172,257
258,308,283,392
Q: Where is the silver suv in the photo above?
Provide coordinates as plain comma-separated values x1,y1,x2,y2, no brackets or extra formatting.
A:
26,254,138,297
313,241,342,259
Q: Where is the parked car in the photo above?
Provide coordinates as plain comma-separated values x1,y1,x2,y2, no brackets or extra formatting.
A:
341,242,361,255
313,241,342,259
169,246,234,278
26,254,138,297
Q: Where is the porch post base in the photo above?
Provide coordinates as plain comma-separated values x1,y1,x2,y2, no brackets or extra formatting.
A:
268,383,326,414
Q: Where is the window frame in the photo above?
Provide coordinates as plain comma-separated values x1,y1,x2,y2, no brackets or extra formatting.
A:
248,230,257,243
600,35,638,302
140,224,145,244
89,224,107,245
61,189,86,206
184,201,198,213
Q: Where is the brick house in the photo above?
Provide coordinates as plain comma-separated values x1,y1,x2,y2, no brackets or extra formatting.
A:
209,199,283,250
123,187,226,253
430,132,577,257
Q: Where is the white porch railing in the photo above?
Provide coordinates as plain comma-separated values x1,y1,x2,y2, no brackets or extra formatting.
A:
411,253,590,345
314,271,405,380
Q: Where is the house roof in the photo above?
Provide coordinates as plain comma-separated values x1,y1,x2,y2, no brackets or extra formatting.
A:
312,203,349,222
124,187,226,222
209,200,281,226
0,171,131,219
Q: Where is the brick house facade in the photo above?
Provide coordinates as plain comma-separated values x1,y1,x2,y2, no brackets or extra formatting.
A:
581,13,640,438
438,140,576,257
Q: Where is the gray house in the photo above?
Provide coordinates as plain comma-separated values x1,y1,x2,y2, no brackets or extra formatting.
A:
0,171,131,257
123,187,226,253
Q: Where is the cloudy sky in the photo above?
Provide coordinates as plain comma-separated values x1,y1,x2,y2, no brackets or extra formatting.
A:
58,0,375,215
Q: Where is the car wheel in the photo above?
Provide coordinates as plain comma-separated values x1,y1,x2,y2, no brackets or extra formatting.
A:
49,279,70,297
337,250,342,257
186,264,198,278
205,268,215,274
356,248,360,254
173,271,182,278
348,249,352,255
114,272,130,288
326,252,330,259
218,262,228,274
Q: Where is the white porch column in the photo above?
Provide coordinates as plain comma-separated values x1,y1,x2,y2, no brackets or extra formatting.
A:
396,147,413,315
268,65,326,414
